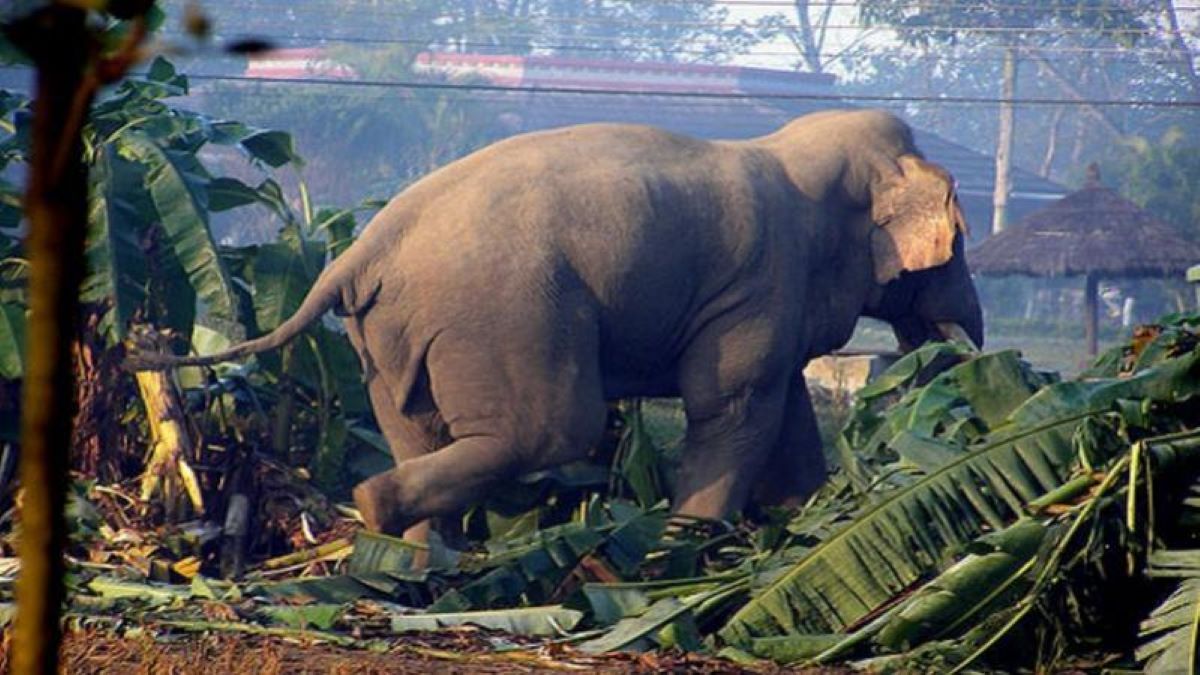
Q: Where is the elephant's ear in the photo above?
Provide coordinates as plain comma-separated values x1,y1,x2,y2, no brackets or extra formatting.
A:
869,154,967,284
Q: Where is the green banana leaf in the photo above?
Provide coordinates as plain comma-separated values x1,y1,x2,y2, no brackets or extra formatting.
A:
723,348,1200,647
874,519,1047,651
257,603,343,631
115,131,240,327
842,349,1053,479
579,596,693,653
390,605,582,636
0,302,24,379
81,147,149,339
249,238,323,333
720,411,1079,645
1137,578,1200,674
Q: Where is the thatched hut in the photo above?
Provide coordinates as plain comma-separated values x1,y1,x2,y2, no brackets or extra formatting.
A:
970,165,1200,356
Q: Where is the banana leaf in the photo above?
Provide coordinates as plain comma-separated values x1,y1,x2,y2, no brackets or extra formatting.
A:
720,408,1106,643
724,350,1200,646
842,349,1053,477
115,131,240,327
748,634,843,663
82,147,150,339
874,519,1047,650
430,506,665,613
390,605,582,637
257,604,343,631
580,573,747,625
0,302,23,379
1138,578,1200,674
578,596,693,653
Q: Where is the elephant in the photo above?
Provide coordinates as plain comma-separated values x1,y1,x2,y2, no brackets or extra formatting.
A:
131,108,983,546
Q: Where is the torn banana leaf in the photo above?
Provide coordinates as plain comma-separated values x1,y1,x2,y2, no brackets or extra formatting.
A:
258,603,343,631
390,605,582,636
578,596,694,654
874,518,1048,650
720,413,1081,644
253,570,433,607
433,505,665,612
1137,578,1200,674
580,573,747,625
350,530,460,572
748,633,843,664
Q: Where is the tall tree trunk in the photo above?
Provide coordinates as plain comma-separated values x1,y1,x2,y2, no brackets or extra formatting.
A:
991,45,1018,234
1039,106,1066,178
1069,68,1092,168
12,6,91,674
792,0,823,74
1162,0,1200,99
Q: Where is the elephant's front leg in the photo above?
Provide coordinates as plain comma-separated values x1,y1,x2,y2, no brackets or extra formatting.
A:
753,373,828,508
671,324,791,519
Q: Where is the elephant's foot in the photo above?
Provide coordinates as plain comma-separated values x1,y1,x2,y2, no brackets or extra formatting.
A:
353,470,413,536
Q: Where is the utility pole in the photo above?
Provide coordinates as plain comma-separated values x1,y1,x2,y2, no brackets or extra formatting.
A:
992,45,1018,235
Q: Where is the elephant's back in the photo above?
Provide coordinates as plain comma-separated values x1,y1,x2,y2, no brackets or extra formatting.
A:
349,122,803,389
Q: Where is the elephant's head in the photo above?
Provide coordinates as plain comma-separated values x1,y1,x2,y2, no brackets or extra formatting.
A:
858,150,983,351
765,110,984,351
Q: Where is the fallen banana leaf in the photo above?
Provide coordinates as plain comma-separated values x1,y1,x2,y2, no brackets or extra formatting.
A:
748,633,843,663
257,603,343,631
390,605,583,636
874,519,1047,650
580,573,745,625
578,596,691,654
722,348,1200,647
1138,578,1200,674
720,415,1079,644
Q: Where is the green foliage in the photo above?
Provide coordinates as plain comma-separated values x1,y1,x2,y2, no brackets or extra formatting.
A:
0,302,24,378
1104,127,1200,240
859,0,1149,48
46,312,1200,671
0,61,389,495
1138,577,1200,674
390,605,583,636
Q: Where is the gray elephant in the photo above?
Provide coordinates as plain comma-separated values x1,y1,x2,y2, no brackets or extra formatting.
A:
133,109,983,546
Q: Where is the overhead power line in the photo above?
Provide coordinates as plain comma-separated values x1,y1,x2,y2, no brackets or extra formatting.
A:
167,27,1199,58
225,5,1200,36
231,0,1200,15
185,72,1200,108
558,0,1200,9
169,30,1196,65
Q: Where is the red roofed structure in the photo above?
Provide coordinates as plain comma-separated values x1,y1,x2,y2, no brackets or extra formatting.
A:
245,48,358,80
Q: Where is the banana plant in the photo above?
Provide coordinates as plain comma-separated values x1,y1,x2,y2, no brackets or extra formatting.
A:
720,341,1200,651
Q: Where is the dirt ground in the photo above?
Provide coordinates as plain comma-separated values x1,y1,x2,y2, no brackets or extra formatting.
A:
0,628,853,674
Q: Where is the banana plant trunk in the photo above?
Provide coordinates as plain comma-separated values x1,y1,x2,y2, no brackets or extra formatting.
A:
12,6,91,674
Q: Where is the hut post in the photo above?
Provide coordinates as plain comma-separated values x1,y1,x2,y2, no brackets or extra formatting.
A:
1084,273,1099,357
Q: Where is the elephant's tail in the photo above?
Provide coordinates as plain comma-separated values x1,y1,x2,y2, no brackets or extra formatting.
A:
125,262,350,371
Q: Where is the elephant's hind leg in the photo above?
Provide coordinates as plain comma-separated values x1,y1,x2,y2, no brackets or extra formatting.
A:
357,308,608,534
352,375,448,560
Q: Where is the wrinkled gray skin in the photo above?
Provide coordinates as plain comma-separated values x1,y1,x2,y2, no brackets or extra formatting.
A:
134,109,983,546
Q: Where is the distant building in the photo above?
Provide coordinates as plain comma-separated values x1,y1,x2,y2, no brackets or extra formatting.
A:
245,48,357,80
242,48,1065,236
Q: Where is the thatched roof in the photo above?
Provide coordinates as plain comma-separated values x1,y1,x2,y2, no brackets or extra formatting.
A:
969,167,1200,278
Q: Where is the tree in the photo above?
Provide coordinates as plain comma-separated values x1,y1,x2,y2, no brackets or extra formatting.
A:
1103,127,1200,240
1,2,157,671
857,0,1159,234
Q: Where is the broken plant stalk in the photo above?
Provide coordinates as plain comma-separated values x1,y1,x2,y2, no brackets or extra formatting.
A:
132,338,204,519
